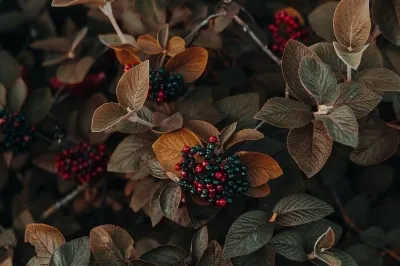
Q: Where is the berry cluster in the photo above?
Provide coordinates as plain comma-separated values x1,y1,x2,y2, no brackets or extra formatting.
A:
55,143,108,184
177,136,249,207
124,65,186,103
268,10,308,53
49,72,106,96
0,110,36,154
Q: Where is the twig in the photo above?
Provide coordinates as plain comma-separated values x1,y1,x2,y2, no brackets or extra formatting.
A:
331,189,400,262
371,25,381,41
254,121,265,130
185,12,228,43
347,65,352,82
100,2,127,44
285,86,290,99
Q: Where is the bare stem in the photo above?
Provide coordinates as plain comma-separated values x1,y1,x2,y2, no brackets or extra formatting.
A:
347,65,352,82
100,3,127,44
128,112,155,128
285,86,290,99
185,12,228,43
254,121,265,130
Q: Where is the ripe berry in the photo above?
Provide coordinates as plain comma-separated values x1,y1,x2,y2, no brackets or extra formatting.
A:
209,136,218,143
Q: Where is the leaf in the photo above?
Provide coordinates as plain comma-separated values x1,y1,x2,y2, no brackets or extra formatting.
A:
152,128,201,172
273,194,334,226
345,244,381,266
149,160,168,179
24,224,66,265
214,93,259,129
254,97,312,129
299,57,337,104
0,155,9,191
243,183,271,198
333,0,371,49
130,260,158,266
219,122,237,146
149,182,167,226
89,225,136,266
152,113,183,133
268,231,307,262
159,182,182,221
130,178,161,212
192,28,223,50
157,24,169,49
92,103,129,132
360,227,387,249
232,246,275,266
98,34,137,47
309,42,347,73
137,35,163,55
329,249,357,266
372,0,400,46
21,87,53,124
30,37,71,53
333,42,368,70
330,82,382,119
357,68,400,92
198,241,232,266
7,78,27,113
191,226,208,263
165,47,208,83
315,252,341,266
359,40,384,71
308,2,338,42
49,237,90,266
51,0,105,7
0,50,20,89
115,107,152,134
237,152,282,187
316,106,358,148
344,193,370,228
140,245,186,266
167,37,186,57
184,120,219,143
314,227,335,252
116,61,149,110
225,129,264,150
56,57,95,84
287,121,333,178
0,84,6,109
223,211,274,259
0,229,17,248
108,134,154,173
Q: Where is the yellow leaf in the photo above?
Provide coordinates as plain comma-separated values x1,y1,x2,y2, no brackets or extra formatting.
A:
165,47,208,83
137,34,163,55
238,151,283,187
167,37,186,57
152,128,202,172
243,183,271,198
225,129,264,150
91,103,129,132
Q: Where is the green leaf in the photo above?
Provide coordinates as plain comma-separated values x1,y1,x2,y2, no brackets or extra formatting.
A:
159,182,182,221
344,193,370,228
350,118,399,166
49,237,91,266
333,42,369,70
360,227,387,249
330,82,382,119
299,57,337,104
21,87,53,124
387,229,400,249
140,245,187,266
316,106,358,148
254,98,312,129
232,246,275,266
282,39,321,104
356,68,400,92
223,211,274,259
372,0,400,46
214,93,259,129
315,251,341,266
0,50,20,89
273,194,334,226
345,244,383,266
191,226,208,263
309,42,347,73
7,78,27,113
198,241,232,266
314,227,335,252
268,231,307,262
308,2,338,43
92,103,129,132
328,249,358,266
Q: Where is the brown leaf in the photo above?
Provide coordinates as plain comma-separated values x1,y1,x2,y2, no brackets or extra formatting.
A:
160,182,182,221
114,48,142,65
7,78,27,113
26,257,40,266
197,240,232,266
0,229,17,248
192,28,223,50
219,122,237,146
149,159,168,179
225,129,264,150
243,183,271,198
56,56,95,84
165,47,208,83
333,0,371,49
24,224,66,265
282,40,320,104
130,178,161,212
51,0,105,7
314,227,335,252
13,210,34,232
30,37,71,53
157,24,169,49
167,37,186,57
152,112,183,133
89,225,136,265
152,128,202,173
149,181,168,226
116,60,149,110
92,103,129,132
70,26,88,52
308,2,338,42
99,34,137,47
238,152,283,187
42,54,69,67
191,226,209,263
33,153,57,174
287,121,333,178
137,34,163,55
184,120,220,143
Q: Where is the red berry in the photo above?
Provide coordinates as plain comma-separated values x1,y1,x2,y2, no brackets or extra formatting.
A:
202,161,209,167
158,91,165,97
216,185,224,192
175,163,182,171
272,44,279,51
157,97,163,103
216,198,227,207
209,136,218,143
182,145,190,153
215,171,224,180
23,135,30,142
195,164,204,173
206,184,213,189
181,170,188,177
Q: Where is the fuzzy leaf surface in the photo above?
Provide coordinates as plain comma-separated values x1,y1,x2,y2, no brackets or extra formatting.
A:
159,182,182,221
333,42,368,70
198,241,232,266
310,42,347,73
49,237,90,266
92,103,129,132
356,68,400,92
268,231,307,262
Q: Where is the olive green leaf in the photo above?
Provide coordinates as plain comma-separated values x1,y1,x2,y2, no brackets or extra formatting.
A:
159,182,182,221
315,252,341,266
316,106,358,148
372,0,400,46
299,57,337,104
92,103,129,132
21,87,53,124
191,226,208,263
333,42,369,70
309,42,347,74
360,227,387,249
273,194,334,226
7,78,27,113
329,249,358,266
140,245,187,266
0,50,20,89
308,2,338,43
350,118,399,166
232,246,275,266
268,231,307,262
198,241,232,266
49,237,91,266
254,98,312,129
356,68,400,93
223,211,273,259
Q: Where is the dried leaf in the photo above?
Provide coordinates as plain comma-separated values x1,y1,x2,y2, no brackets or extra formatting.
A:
333,0,371,49
356,68,400,92
165,47,208,83
308,2,338,42
148,159,168,179
0,257,12,266
159,182,182,221
372,0,400,46
137,34,163,55
152,113,183,133
184,120,220,143
287,121,333,178
167,37,186,57
314,227,335,252
333,42,368,70
30,37,71,53
51,0,105,7
219,122,237,146
56,56,95,84
114,48,142,65
24,224,66,265
89,225,136,265
98,34,137,47
92,103,129,132
243,183,271,198
224,129,264,150
116,60,149,110
238,152,282,187
149,182,168,226
7,78,27,113
49,237,91,266
152,128,201,173
0,229,17,248
254,98,312,129
198,241,232,266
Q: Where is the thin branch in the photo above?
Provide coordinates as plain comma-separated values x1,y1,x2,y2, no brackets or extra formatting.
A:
185,12,228,43
100,3,127,44
347,65,352,82
254,121,265,130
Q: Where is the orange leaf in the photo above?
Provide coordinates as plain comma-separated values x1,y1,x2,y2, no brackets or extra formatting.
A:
167,37,186,57
238,152,283,187
137,34,163,55
152,128,202,173
114,48,142,65
243,183,271,198
165,47,208,83
91,103,129,132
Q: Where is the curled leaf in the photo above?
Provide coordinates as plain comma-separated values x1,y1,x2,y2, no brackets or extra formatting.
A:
224,129,264,149
137,34,163,55
92,103,129,132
